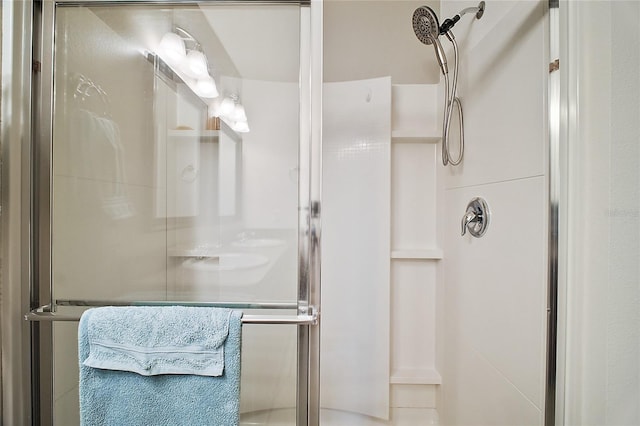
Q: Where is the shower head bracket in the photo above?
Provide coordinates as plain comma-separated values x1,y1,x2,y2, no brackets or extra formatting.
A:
441,1,486,34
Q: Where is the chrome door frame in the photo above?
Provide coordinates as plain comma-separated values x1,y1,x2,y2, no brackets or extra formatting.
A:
1,1,36,424
545,1,560,425
31,1,322,425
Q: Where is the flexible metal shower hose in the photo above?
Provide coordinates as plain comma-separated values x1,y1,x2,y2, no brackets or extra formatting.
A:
442,32,465,166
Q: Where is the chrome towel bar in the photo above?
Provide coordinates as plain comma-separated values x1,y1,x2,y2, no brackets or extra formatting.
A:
25,303,318,326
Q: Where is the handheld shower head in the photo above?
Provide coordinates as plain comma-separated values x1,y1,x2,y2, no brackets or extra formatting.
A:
412,5,439,45
412,6,448,74
413,3,484,167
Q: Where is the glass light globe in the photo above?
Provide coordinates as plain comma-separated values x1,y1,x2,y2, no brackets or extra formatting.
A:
234,120,250,133
232,104,247,122
195,76,219,98
219,97,235,118
185,50,209,79
209,98,222,116
159,32,185,64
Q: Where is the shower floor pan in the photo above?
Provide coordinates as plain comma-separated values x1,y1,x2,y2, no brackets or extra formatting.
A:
240,407,435,426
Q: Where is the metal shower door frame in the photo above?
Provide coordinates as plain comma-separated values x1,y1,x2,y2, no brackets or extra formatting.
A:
1,1,37,424
30,1,322,425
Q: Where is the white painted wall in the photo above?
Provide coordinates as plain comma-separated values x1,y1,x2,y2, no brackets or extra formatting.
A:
561,2,640,424
240,79,299,230
439,1,548,424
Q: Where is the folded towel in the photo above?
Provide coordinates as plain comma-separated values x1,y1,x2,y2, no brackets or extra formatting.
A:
79,306,242,426
82,306,233,376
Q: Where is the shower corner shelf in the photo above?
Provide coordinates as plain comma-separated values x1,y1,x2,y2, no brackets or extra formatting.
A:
390,368,442,385
391,249,443,260
391,129,440,143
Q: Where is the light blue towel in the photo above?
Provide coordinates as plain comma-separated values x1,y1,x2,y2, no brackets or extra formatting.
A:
79,306,242,426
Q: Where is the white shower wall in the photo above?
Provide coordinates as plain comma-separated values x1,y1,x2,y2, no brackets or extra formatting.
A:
322,77,392,420
240,79,299,231
439,1,548,424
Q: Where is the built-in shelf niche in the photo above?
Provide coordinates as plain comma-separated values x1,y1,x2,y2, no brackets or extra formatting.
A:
390,368,442,385
391,137,439,254
391,249,443,260
391,133,441,144
390,258,438,387
390,83,442,392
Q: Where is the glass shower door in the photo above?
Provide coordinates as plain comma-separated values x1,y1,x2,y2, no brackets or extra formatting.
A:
31,1,317,425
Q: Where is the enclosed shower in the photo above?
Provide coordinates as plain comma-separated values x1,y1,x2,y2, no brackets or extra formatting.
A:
1,0,640,425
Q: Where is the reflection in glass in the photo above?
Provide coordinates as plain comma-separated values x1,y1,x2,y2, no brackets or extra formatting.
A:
52,2,300,304
50,3,301,425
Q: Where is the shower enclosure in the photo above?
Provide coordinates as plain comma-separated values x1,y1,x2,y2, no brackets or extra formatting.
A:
4,0,638,425
3,0,551,424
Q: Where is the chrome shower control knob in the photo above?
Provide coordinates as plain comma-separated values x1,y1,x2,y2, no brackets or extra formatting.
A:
461,197,490,237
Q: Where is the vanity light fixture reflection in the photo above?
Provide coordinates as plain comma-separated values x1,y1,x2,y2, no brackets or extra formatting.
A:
159,32,185,65
195,76,219,98
232,104,247,122
219,97,236,117
213,95,250,133
183,50,209,79
157,28,219,100
234,120,250,133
